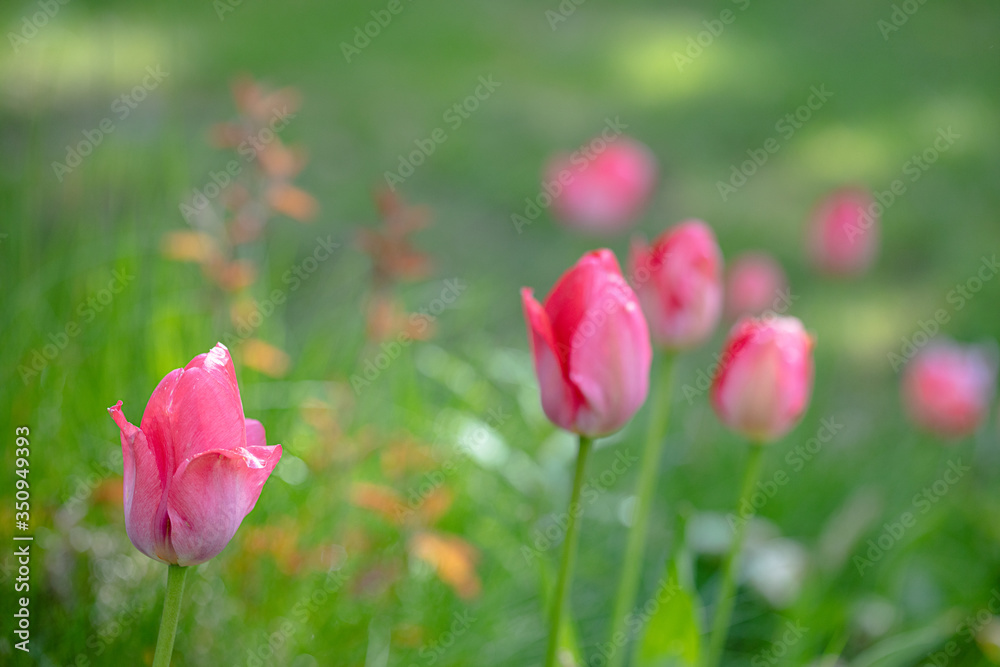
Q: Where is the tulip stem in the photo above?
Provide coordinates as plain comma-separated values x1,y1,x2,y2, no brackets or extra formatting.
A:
545,435,593,667
607,352,676,667
152,564,189,667
704,444,765,667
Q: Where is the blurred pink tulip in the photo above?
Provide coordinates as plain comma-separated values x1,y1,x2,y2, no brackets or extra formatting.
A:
546,137,657,234
108,343,282,566
522,249,652,437
725,252,789,320
807,188,878,275
902,341,996,439
629,220,723,350
711,316,814,442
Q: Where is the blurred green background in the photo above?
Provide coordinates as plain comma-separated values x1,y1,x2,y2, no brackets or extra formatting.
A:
2,0,1000,665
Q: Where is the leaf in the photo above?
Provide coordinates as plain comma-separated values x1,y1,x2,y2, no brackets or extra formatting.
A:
849,610,961,667
364,616,391,667
635,562,702,667
556,606,584,667
538,557,583,667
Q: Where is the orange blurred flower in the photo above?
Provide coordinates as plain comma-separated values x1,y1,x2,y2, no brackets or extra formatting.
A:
410,531,481,600
239,338,291,377
358,189,433,288
161,231,220,264
267,183,318,222
350,481,406,524
380,437,437,479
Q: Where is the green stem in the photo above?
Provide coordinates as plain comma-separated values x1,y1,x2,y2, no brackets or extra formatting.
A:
152,564,189,667
545,435,594,667
704,444,765,667
607,352,676,667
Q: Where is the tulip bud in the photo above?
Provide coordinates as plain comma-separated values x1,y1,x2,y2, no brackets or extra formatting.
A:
629,220,723,350
546,137,657,234
522,249,652,437
711,316,814,442
108,343,282,566
902,340,997,439
807,187,878,276
725,252,789,320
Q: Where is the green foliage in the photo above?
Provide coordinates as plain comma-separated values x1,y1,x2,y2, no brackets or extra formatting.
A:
2,0,1000,665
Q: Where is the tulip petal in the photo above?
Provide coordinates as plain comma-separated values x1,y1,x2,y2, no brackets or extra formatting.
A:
628,237,651,276
547,138,656,232
138,369,184,487
712,317,813,442
522,288,580,431
545,250,622,351
167,443,282,566
567,274,651,436
903,342,996,438
185,343,241,400
715,335,782,441
109,401,170,563
151,344,247,463
246,418,267,449
523,249,652,436
632,221,722,349
809,188,878,275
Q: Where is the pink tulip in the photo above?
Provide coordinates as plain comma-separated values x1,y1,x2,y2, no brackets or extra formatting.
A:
807,187,878,275
108,343,282,566
711,316,814,442
629,220,723,350
546,137,657,234
902,341,996,439
522,249,652,437
725,252,789,320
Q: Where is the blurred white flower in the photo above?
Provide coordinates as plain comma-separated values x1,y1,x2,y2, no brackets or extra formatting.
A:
744,538,808,608
686,511,734,556
851,595,897,640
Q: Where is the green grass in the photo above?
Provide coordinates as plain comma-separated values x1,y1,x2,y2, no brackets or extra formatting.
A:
2,0,1000,665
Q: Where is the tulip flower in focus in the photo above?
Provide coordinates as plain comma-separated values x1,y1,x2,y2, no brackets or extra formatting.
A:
522,249,652,437
711,316,814,443
546,137,657,234
629,220,723,350
902,340,997,439
725,252,789,320
807,188,878,276
108,343,283,566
